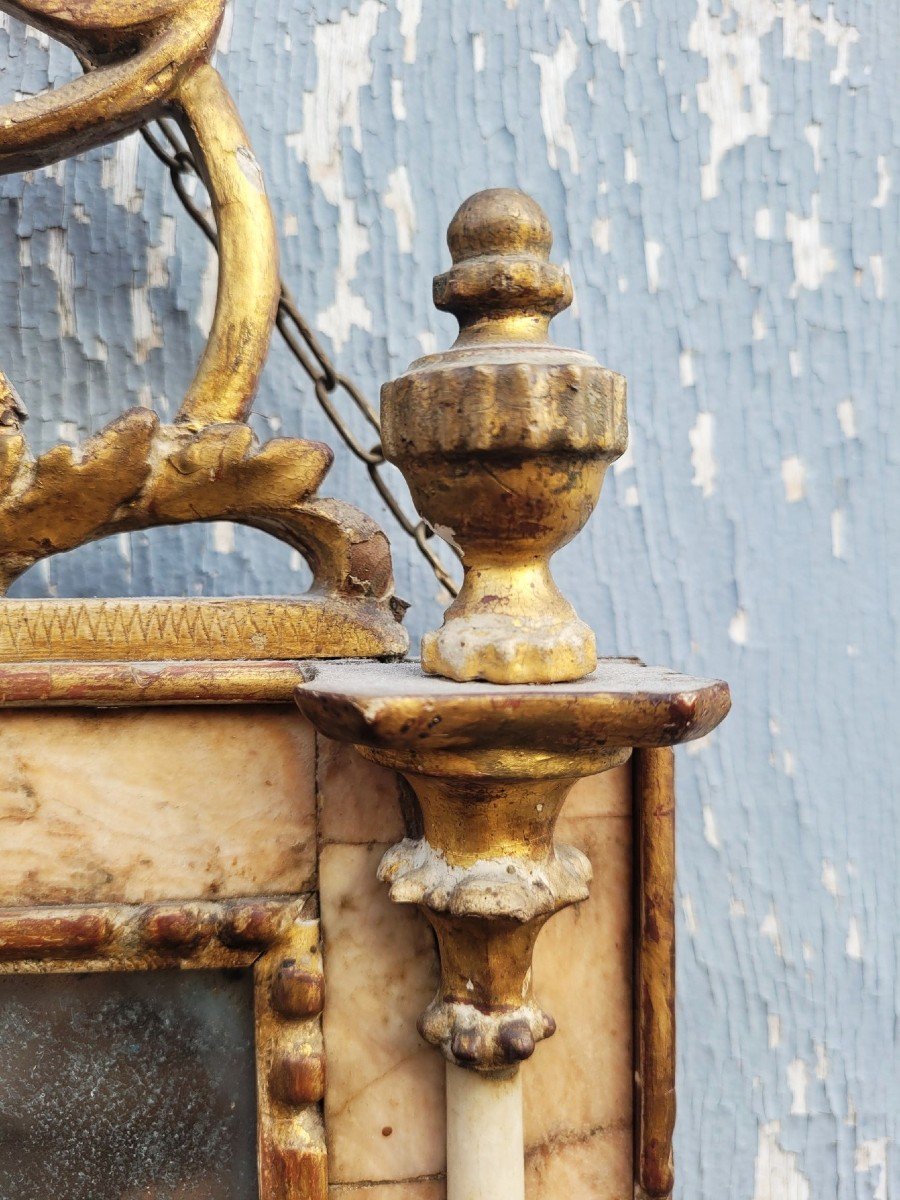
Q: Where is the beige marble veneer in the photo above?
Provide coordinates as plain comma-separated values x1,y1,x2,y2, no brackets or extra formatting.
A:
0,705,316,905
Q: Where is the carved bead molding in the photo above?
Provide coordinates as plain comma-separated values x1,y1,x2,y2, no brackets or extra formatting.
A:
296,659,730,1075
0,896,328,1199
0,1,407,661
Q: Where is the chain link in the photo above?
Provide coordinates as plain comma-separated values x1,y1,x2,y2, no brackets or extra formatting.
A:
139,120,461,597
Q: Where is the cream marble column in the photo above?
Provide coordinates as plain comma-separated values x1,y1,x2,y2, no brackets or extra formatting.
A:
446,1066,525,1200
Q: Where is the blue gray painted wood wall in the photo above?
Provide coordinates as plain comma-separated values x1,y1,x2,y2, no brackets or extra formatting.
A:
1,2,896,1195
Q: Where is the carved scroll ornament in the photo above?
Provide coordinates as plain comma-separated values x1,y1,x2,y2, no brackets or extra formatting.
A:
0,0,407,660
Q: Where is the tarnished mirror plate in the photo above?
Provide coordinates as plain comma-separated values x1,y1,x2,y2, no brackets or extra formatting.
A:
0,968,258,1199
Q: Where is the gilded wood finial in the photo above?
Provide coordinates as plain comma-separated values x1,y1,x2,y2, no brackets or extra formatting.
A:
382,188,628,684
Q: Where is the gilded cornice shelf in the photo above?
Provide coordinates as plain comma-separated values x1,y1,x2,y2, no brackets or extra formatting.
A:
297,658,728,1073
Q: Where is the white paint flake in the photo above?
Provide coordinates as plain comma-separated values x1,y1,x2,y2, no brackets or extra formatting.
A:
532,30,581,174
729,609,749,646
681,893,698,935
679,349,696,387
689,0,860,198
753,1121,811,1200
786,196,836,293
624,485,640,507
781,456,807,503
46,228,76,338
703,805,720,848
23,22,49,48
855,1138,889,1200
473,33,486,73
869,254,885,300
624,145,638,182
391,79,407,121
760,908,784,958
787,1059,808,1115
822,6,859,83
873,155,892,208
768,1013,781,1048
213,522,235,554
147,215,176,289
592,216,610,253
755,207,772,239
644,240,662,292
814,1043,829,1080
845,915,862,960
804,122,822,173
596,0,642,68
689,0,772,199
831,508,846,559
397,0,421,64
131,286,160,364
100,133,142,212
42,159,65,188
752,307,768,340
837,398,857,439
689,411,717,497
286,1,383,350
385,165,416,254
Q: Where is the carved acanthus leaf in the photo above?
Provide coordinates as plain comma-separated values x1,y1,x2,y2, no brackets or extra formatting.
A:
0,409,338,593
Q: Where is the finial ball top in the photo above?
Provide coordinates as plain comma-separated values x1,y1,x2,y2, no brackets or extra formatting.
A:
447,188,552,264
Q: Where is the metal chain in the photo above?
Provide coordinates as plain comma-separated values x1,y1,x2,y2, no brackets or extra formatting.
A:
140,120,460,596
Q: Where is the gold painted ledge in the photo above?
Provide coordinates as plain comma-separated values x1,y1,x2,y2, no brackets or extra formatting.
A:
295,659,730,1073
296,658,731,777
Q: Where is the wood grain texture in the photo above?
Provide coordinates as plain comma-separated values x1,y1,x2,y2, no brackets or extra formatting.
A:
634,747,676,1199
0,659,306,704
0,3,895,1196
0,704,316,905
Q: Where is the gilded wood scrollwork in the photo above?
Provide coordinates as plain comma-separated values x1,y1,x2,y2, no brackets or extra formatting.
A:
0,0,407,658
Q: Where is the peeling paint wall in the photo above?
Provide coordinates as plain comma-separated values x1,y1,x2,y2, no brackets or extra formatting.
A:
0,1,896,1196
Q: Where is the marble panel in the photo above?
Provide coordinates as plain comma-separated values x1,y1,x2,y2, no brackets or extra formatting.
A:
319,842,445,1185
526,1126,632,1199
329,1184,444,1199
524,815,633,1143
0,705,316,905
565,761,632,818
318,737,405,845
